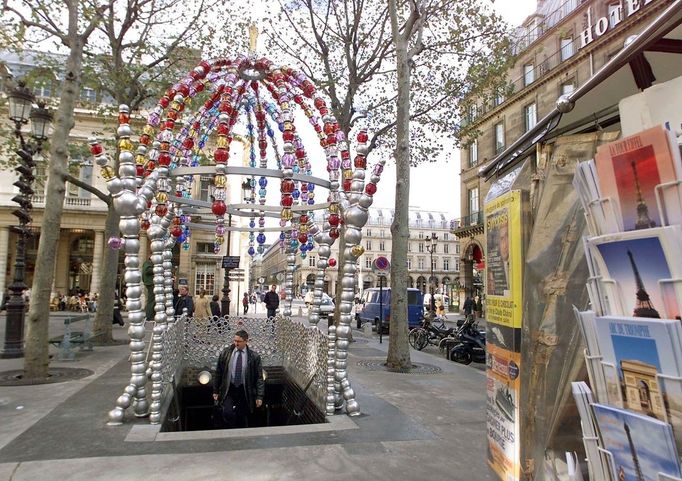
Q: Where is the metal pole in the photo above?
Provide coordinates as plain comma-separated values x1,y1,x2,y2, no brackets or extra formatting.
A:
221,213,232,316
378,275,384,344
1,127,37,359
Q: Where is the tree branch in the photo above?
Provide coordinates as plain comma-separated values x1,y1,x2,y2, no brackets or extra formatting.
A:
63,174,112,206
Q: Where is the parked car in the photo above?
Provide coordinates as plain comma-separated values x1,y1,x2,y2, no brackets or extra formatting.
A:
356,288,424,332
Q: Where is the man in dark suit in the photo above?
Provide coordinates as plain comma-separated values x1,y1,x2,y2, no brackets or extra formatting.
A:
213,330,264,428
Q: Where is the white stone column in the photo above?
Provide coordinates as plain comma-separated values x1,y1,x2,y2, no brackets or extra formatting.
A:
90,230,104,295
0,227,9,296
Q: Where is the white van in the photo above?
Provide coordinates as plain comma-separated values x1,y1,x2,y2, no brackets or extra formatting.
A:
423,293,450,311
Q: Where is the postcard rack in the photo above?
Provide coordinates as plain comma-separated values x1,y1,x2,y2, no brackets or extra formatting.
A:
585,197,622,236
655,180,682,226
597,447,682,481
583,349,607,404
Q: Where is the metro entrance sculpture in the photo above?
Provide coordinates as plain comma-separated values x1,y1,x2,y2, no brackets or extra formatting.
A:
90,51,386,425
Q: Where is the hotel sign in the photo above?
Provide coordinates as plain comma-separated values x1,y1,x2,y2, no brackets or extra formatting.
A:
580,0,657,49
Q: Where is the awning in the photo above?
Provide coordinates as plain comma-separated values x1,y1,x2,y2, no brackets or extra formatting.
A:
481,0,682,180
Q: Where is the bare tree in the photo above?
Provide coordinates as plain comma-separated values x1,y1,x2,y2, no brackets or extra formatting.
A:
3,0,224,378
218,0,511,368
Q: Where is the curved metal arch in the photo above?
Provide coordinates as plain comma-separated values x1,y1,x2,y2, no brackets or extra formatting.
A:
170,166,331,189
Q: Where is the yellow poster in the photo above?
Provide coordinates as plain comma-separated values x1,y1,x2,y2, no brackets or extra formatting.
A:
484,190,523,330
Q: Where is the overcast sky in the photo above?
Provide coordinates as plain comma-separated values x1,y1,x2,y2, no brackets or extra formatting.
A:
367,0,537,219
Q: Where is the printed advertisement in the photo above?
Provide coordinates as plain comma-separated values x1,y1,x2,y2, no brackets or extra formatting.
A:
484,190,523,331
485,190,526,481
487,344,521,481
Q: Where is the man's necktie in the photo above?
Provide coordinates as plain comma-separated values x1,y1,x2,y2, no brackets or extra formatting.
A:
234,350,243,386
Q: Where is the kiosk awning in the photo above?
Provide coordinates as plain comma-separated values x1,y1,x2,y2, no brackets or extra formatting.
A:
481,0,682,180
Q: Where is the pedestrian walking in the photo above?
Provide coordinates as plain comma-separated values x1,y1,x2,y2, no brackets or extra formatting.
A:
463,296,475,320
194,289,211,320
212,330,264,428
242,292,249,315
263,284,279,318
210,294,221,318
174,285,194,317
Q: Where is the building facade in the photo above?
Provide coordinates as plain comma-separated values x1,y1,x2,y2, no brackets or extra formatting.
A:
454,0,673,298
255,207,461,301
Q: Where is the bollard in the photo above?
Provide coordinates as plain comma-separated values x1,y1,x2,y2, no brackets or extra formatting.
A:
363,322,372,337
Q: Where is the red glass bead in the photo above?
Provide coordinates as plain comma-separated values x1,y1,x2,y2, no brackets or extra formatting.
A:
159,97,169,108
281,179,295,193
141,219,150,230
329,228,339,239
167,110,178,120
323,122,335,135
194,82,205,92
354,155,366,168
293,95,303,105
365,183,377,195
326,134,336,145
118,112,130,124
170,226,183,238
217,124,229,135
295,148,306,159
155,204,168,217
89,144,103,155
145,161,156,171
192,121,201,130
172,217,181,225
166,88,176,99
341,179,351,191
211,200,227,216
200,60,211,71
258,139,267,151
299,214,309,224
140,134,151,146
283,131,294,142
281,195,293,207
328,213,340,226
158,153,171,166
314,98,326,110
298,233,308,244
135,165,144,176
177,84,190,97
341,150,350,160
357,131,368,143
328,258,337,267
165,119,175,130
182,138,194,149
214,149,228,163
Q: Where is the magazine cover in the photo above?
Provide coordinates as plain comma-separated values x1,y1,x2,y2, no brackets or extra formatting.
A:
587,227,682,320
592,403,681,481
594,315,682,449
595,125,681,232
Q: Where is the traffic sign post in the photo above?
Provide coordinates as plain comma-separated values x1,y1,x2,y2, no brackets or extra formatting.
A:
371,256,390,344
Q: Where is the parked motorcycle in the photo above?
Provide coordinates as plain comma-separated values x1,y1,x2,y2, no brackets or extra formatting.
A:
448,317,486,365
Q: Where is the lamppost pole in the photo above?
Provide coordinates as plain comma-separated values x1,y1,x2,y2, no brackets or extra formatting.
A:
1,81,52,359
425,234,438,319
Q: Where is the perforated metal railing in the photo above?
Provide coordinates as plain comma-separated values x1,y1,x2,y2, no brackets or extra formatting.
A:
159,315,328,416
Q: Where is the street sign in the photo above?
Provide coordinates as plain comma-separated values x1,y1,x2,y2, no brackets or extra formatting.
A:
258,277,265,284
372,256,390,273
222,256,240,269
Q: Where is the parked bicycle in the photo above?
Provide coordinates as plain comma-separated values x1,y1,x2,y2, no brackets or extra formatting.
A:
408,315,457,352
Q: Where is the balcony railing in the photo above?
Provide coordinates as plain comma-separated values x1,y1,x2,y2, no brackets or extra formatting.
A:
450,211,484,231
31,195,92,207
511,0,580,56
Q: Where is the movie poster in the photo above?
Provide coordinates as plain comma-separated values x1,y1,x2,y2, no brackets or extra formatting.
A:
484,190,526,481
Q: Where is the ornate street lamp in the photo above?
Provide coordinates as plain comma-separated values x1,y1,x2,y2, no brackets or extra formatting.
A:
425,234,438,319
1,80,53,359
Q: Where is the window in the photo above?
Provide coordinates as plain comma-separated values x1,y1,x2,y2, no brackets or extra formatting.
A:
444,244,449,254
561,81,575,96
524,103,537,132
468,104,478,122
416,218,422,227
408,242,412,252
455,244,460,254
379,241,385,251
196,242,214,253
469,187,480,215
380,230,385,238
407,257,412,269
34,80,52,98
418,242,424,253
560,37,574,61
418,257,425,270
80,86,97,103
443,233,449,241
494,122,505,153
455,259,460,272
443,258,450,271
365,256,372,269
366,240,372,251
418,231,424,239
493,90,505,107
366,228,372,237
469,140,478,168
199,176,212,201
524,64,535,86
431,257,438,270
308,255,317,267
195,263,215,295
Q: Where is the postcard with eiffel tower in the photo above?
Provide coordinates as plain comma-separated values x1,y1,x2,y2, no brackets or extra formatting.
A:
586,226,682,320
595,125,682,232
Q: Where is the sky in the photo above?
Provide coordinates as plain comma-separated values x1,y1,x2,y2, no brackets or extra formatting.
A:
366,0,538,219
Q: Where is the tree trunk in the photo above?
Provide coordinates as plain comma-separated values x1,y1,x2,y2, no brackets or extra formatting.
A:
92,206,120,342
24,41,86,379
386,0,412,370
